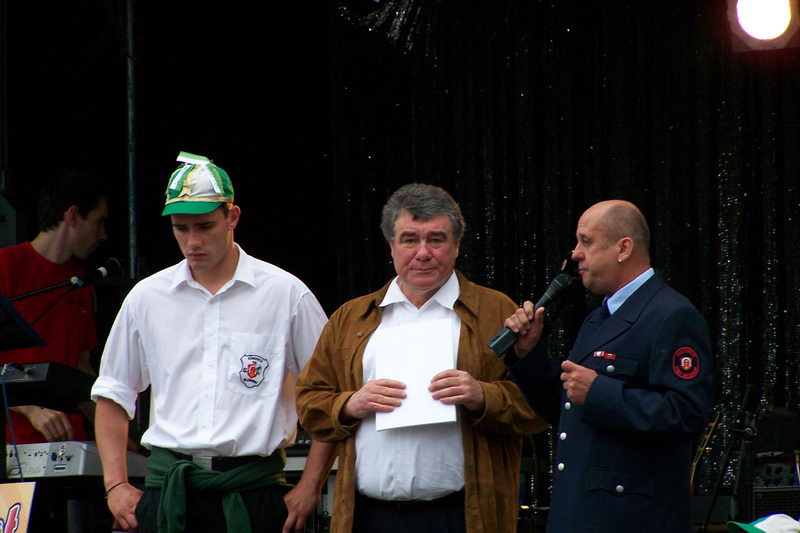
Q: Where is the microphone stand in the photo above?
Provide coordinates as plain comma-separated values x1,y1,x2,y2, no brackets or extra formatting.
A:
9,283,78,329
699,385,759,532
6,280,76,303
6,256,119,304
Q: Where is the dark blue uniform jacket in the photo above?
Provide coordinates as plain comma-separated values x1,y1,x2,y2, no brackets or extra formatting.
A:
511,272,712,533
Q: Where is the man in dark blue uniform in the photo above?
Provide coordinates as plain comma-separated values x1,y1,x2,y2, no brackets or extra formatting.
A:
504,200,712,533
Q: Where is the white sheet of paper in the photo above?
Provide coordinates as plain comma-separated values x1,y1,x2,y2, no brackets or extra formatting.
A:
373,318,457,431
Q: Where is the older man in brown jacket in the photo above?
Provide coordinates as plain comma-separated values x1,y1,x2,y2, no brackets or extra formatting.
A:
297,184,546,533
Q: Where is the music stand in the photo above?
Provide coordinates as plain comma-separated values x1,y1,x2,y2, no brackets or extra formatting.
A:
0,294,45,351
0,293,46,482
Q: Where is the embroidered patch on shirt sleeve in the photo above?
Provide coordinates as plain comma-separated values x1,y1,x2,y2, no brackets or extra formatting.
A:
672,346,699,380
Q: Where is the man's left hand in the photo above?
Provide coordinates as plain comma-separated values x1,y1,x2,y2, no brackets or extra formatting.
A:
282,481,319,533
560,360,597,405
429,369,485,412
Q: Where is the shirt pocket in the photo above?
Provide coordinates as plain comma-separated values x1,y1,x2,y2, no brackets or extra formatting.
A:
225,332,285,396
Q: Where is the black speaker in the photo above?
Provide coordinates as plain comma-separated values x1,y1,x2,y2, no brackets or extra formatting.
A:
750,409,800,519
753,487,800,518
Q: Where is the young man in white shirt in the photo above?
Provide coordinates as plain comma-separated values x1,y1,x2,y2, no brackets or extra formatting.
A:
92,152,336,533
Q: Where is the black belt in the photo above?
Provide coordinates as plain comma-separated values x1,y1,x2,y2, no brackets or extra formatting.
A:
356,489,465,511
167,450,267,472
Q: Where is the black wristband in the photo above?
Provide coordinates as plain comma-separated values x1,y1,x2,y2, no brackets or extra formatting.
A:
104,481,128,499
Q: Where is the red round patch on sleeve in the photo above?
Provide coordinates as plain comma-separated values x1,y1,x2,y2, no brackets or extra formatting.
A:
672,346,700,380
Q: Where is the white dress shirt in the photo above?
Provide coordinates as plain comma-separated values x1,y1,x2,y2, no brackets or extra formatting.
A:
355,272,465,501
91,245,327,457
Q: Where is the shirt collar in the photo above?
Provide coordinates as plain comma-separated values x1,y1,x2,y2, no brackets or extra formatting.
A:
604,267,654,315
168,243,255,293
380,271,460,310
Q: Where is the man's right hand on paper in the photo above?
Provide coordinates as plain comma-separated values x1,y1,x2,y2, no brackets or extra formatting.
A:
341,379,406,422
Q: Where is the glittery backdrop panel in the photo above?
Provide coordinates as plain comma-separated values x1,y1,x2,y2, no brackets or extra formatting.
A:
332,0,800,499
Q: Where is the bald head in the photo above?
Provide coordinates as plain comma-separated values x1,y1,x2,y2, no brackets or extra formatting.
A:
588,200,650,258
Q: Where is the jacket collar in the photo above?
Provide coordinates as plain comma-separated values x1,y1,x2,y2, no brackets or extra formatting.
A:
571,271,666,363
352,269,479,320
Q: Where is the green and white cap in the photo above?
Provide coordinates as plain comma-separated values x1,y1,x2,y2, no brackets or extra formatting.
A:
162,151,234,215
727,514,800,533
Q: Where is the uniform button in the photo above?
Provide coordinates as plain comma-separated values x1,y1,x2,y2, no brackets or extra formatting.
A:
606,365,615,373
559,432,567,441
564,402,572,410
557,463,565,471
615,484,624,493
356,331,363,337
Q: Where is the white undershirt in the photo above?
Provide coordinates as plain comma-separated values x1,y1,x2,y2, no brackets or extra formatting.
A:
355,272,465,501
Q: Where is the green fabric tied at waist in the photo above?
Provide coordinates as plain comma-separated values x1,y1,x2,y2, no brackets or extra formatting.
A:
145,447,289,533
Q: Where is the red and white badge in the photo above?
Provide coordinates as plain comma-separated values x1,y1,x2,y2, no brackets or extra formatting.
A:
672,346,700,380
593,350,617,360
239,354,268,388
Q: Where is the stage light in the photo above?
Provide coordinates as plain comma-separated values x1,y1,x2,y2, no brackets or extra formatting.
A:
738,0,791,39
727,0,800,51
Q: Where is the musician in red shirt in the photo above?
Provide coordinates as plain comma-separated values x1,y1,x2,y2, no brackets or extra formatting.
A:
0,171,108,444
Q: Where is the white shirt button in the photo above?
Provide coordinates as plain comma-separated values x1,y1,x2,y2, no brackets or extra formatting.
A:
557,463,565,471
559,432,567,441
564,402,572,410
606,365,615,373
615,484,624,493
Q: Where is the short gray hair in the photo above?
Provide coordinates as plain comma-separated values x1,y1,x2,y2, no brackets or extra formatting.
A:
380,183,465,243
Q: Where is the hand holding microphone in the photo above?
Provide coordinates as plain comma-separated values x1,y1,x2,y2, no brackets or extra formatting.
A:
488,272,578,356
501,303,547,358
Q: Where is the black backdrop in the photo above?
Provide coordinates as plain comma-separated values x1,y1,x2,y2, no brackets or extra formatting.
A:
5,0,799,505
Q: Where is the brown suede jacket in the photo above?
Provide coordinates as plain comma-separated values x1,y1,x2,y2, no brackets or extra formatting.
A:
296,270,548,533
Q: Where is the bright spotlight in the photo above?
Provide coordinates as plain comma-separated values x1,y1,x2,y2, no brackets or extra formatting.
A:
728,0,800,51
738,0,791,40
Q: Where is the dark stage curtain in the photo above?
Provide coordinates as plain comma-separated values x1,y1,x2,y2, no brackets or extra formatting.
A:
328,0,800,503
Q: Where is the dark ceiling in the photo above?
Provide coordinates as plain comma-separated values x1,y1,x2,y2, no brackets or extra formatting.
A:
4,1,337,309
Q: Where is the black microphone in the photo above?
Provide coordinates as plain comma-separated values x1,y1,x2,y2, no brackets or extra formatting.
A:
70,258,121,288
487,272,578,356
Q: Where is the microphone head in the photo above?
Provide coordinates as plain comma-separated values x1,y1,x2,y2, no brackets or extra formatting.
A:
101,257,122,278
550,272,576,290
534,272,579,309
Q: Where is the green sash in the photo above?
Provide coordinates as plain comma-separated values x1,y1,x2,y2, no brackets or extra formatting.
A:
144,447,289,533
